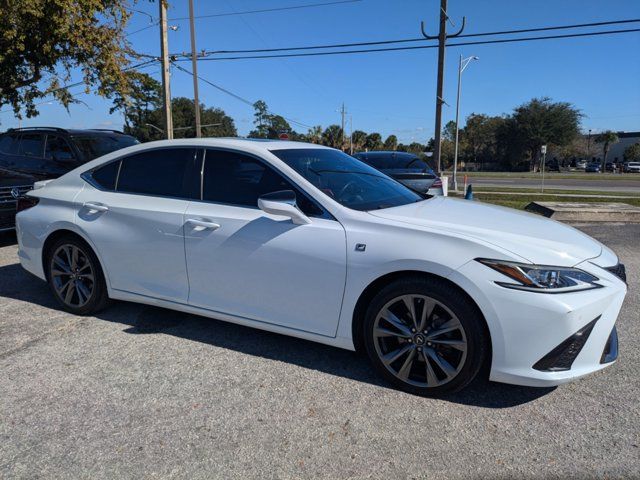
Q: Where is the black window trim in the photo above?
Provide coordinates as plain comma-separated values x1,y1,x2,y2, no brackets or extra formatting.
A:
80,146,333,220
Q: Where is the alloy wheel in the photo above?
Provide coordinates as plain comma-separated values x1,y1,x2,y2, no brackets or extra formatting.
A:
50,244,95,308
373,294,468,388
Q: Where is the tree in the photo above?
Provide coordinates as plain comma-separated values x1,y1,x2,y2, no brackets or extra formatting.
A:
248,100,295,139
511,97,581,171
125,97,236,142
109,72,161,141
595,130,619,171
383,135,398,151
365,133,383,151
321,125,343,149
351,130,367,152
624,143,640,162
306,126,323,144
1,0,134,119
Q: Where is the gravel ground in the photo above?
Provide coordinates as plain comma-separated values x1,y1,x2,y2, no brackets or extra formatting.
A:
0,224,638,479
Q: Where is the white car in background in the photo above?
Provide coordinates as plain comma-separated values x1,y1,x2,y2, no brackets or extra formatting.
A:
623,162,640,173
15,139,627,396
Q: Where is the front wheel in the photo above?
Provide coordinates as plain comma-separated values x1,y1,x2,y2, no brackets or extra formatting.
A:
363,277,488,396
46,236,110,315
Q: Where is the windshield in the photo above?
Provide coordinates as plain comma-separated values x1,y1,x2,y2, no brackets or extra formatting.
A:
72,134,139,161
270,148,423,211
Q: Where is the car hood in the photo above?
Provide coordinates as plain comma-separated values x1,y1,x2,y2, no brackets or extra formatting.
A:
368,197,604,266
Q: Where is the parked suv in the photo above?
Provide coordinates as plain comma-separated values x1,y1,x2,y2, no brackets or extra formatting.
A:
0,127,138,231
352,151,443,195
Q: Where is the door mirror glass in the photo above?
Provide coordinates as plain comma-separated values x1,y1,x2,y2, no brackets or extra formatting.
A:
258,190,311,225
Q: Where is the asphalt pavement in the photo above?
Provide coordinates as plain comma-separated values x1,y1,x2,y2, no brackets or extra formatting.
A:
0,225,638,479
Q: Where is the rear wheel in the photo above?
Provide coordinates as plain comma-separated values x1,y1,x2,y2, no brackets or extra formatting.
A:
363,276,487,396
46,236,110,315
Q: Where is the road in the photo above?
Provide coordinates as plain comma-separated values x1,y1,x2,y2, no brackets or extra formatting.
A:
0,225,638,479
469,176,640,192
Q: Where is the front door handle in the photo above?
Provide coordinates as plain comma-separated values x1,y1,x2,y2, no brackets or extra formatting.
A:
185,218,221,230
84,202,109,213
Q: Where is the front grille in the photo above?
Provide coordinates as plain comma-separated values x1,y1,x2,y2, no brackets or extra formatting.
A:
0,184,33,205
605,263,627,283
533,317,599,372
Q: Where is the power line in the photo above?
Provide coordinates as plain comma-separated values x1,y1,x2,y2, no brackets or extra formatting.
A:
169,0,361,21
174,28,640,62
192,18,640,56
172,62,313,130
125,0,362,37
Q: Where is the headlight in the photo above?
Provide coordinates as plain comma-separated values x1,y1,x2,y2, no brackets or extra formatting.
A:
476,258,602,293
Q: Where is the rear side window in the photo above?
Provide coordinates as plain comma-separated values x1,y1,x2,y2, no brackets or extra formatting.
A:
19,133,45,157
45,135,76,161
116,148,199,199
90,160,120,190
0,134,20,154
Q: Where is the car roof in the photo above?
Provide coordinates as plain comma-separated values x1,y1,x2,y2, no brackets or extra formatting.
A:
354,151,419,158
3,127,133,136
126,138,332,152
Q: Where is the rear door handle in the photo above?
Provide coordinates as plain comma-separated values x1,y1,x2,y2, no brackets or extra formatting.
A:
185,218,221,230
84,202,109,212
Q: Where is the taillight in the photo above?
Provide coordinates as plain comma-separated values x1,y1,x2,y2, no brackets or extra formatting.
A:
16,196,39,213
431,177,443,188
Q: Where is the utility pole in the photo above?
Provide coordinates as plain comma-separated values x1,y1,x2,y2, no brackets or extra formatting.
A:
421,0,466,173
188,0,201,137
159,0,173,139
350,115,354,155
340,102,347,151
453,54,478,191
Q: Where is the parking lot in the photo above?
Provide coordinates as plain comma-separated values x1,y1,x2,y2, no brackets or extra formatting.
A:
0,224,638,479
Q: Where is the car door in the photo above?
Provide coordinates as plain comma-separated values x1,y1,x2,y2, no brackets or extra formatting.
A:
183,148,347,337
75,147,200,303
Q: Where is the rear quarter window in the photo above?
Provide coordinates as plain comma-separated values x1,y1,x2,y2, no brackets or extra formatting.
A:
89,160,121,190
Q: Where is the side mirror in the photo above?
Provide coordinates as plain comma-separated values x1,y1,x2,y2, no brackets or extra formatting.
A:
258,190,311,225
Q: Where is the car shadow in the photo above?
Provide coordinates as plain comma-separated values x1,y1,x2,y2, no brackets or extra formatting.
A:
0,261,555,408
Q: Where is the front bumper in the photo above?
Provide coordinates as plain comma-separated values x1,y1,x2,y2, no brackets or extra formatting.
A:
450,257,627,387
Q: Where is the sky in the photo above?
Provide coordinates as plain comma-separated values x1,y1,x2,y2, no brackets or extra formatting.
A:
2,0,639,144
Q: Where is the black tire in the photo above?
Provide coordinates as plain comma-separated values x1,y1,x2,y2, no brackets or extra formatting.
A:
363,276,487,396
45,235,110,315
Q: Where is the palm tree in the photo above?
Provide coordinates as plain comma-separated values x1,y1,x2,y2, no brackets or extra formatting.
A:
595,130,619,172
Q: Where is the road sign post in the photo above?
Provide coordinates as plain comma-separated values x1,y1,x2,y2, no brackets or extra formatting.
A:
541,145,547,193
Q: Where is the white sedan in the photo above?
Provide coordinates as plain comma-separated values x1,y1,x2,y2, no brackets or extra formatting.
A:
15,139,627,395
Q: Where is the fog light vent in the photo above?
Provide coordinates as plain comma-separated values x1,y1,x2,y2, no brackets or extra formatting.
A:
533,317,599,372
600,327,618,364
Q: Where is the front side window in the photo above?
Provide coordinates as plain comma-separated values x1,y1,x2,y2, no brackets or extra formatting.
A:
202,149,323,216
116,148,199,199
270,148,423,211
19,133,45,157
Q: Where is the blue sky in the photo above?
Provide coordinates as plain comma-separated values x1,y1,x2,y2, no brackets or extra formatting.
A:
3,0,639,143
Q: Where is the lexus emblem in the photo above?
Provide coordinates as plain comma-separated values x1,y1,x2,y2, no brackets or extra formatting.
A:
10,187,20,199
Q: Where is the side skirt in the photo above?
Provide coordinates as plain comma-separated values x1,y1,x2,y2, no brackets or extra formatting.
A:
110,288,355,351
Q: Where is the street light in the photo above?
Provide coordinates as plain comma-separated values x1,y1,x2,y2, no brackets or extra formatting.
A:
452,54,479,191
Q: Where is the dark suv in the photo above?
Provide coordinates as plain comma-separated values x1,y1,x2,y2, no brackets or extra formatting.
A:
0,127,138,231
